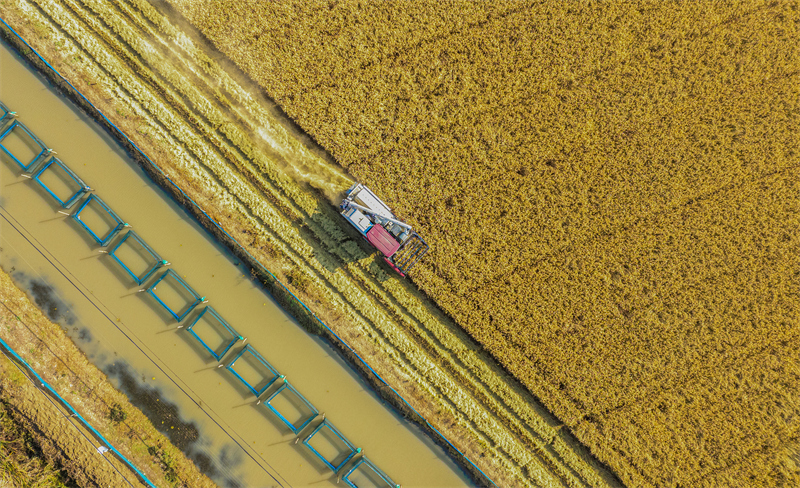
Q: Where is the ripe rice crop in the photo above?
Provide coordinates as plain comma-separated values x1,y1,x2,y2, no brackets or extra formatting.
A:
167,1,799,486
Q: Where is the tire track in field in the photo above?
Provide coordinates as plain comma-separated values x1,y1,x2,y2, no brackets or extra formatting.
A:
275,0,540,103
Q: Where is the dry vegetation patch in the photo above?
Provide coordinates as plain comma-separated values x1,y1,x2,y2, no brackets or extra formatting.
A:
167,0,800,486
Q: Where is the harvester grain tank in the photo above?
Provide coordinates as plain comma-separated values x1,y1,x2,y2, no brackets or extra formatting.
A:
340,183,429,277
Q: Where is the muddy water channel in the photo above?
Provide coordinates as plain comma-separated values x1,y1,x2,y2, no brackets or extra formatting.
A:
0,42,469,488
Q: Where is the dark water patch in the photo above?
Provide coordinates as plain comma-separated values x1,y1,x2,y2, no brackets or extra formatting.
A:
30,279,62,321
219,444,243,470
190,450,215,476
17,277,76,326
104,360,247,487
77,327,92,343
105,360,200,450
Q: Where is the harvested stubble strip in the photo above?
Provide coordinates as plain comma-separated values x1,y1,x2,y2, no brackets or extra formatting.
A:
119,0,347,188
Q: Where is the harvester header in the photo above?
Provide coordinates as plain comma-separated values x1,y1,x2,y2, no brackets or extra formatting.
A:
340,183,429,276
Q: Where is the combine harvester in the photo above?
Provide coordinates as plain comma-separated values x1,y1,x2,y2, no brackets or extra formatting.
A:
340,183,429,277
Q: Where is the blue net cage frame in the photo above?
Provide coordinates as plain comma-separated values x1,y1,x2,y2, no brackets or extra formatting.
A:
0,120,50,172
342,456,399,488
226,344,281,397
186,306,242,361
108,230,168,285
302,419,360,472
263,380,319,435
145,268,204,321
0,101,15,129
32,157,91,209
72,194,128,246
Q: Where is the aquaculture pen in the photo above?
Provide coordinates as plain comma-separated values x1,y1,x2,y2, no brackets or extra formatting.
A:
185,306,242,361
144,268,204,321
0,119,50,172
72,193,128,246
32,157,91,208
342,456,400,488
301,418,360,472
226,344,281,396
107,230,168,285
263,379,318,435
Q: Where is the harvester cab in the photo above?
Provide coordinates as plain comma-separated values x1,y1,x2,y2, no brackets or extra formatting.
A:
340,183,429,277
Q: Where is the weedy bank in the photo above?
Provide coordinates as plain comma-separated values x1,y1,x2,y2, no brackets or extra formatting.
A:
0,269,217,488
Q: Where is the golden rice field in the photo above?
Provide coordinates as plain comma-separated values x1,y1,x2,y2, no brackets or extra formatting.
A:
159,0,800,486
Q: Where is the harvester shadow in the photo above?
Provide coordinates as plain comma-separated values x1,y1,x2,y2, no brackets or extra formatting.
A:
298,198,391,282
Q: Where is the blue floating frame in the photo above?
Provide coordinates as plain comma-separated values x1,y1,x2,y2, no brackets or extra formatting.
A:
264,380,318,434
145,269,203,321
0,120,49,172
0,101,13,129
302,419,359,472
226,344,280,396
342,456,399,488
186,306,241,361
32,157,91,209
108,230,166,285
72,194,127,246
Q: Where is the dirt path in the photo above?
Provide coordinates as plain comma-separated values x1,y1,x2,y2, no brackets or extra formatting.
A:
0,1,622,486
